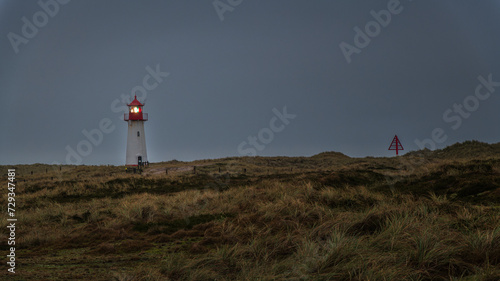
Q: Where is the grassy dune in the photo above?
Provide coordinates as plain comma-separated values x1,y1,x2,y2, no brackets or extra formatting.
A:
1,141,500,280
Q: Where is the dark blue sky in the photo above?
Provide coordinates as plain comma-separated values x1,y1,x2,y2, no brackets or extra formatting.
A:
1,0,500,165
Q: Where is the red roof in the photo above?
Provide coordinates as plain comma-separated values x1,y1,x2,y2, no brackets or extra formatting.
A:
127,95,144,106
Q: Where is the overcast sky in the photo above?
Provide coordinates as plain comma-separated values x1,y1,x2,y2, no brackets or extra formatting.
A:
1,0,500,165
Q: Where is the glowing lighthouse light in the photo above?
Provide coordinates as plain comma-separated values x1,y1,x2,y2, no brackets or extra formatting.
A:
124,96,148,166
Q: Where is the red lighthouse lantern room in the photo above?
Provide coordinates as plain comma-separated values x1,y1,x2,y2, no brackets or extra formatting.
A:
124,96,148,121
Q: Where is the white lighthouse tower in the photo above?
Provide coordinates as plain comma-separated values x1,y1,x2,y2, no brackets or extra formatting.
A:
124,95,148,166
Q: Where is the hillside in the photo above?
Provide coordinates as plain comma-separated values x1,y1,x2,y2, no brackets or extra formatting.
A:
1,141,499,280
404,140,500,160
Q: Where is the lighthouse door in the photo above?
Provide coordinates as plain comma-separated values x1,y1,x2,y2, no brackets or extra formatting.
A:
138,156,142,166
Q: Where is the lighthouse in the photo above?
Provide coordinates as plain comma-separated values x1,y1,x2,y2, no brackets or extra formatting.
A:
124,95,148,166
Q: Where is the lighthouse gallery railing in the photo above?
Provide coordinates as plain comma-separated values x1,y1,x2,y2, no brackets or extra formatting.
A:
124,113,148,121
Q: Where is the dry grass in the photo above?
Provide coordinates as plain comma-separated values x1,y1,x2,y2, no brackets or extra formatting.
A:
1,145,500,280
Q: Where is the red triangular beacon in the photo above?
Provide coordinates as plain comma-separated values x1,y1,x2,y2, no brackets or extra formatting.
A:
388,135,404,156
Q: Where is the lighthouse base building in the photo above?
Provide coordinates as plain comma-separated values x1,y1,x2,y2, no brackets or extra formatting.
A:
124,96,148,166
